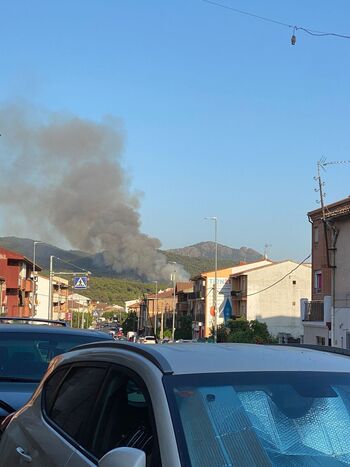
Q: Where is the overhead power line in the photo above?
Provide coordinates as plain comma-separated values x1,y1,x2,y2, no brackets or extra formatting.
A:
201,0,350,43
246,254,312,297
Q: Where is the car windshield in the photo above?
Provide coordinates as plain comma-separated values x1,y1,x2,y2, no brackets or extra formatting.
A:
0,332,109,381
164,371,350,466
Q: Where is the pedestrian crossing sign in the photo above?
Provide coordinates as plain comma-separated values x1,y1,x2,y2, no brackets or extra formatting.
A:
73,276,88,289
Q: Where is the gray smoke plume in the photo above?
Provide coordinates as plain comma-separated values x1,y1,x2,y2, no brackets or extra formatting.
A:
0,102,188,281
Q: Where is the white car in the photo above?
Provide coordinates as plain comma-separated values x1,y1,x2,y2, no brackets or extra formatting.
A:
1,343,350,466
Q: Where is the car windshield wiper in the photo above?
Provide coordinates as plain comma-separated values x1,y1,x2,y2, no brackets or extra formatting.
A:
0,376,40,383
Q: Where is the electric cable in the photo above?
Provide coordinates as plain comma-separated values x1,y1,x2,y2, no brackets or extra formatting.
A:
201,0,350,40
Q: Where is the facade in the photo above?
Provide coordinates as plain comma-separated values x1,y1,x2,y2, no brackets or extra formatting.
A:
190,260,273,338
303,197,350,348
0,246,39,317
176,282,193,318
141,288,175,335
231,261,311,341
35,275,69,321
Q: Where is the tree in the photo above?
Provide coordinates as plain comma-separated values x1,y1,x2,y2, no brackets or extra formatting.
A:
174,315,193,340
215,318,276,344
122,312,138,334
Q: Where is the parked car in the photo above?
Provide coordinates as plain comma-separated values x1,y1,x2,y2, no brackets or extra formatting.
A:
0,318,113,422
1,342,350,466
142,335,157,345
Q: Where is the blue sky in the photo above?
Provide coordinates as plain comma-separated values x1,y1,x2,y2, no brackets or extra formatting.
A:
1,0,350,260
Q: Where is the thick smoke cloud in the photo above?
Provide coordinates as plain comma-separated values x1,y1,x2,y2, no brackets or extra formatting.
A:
0,102,188,281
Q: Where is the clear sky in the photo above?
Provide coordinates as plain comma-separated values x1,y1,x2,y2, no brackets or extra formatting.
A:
1,0,350,261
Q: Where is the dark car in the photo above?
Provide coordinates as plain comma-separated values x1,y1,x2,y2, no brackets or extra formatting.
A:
0,318,113,421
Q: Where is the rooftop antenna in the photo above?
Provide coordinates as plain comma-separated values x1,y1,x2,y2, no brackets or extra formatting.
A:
314,157,350,219
264,244,272,260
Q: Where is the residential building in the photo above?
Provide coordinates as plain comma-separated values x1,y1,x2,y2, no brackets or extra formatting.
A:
231,260,311,341
136,288,176,336
176,282,193,318
190,260,273,338
0,246,40,317
303,196,350,348
68,293,92,327
35,275,69,321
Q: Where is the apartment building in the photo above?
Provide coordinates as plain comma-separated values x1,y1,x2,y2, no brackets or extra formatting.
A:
35,274,69,321
190,260,273,338
0,246,39,317
231,260,311,340
303,196,350,348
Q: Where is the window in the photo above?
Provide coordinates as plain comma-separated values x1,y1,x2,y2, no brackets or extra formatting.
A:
46,365,107,448
316,336,326,346
90,367,160,466
314,226,319,244
315,271,322,293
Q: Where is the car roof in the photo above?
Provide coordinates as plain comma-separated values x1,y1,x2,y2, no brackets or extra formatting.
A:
70,342,350,375
0,324,113,339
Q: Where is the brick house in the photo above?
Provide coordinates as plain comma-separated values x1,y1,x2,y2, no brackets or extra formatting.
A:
303,196,350,347
0,246,41,317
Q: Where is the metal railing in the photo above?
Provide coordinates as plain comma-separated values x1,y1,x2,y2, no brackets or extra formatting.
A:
304,301,324,321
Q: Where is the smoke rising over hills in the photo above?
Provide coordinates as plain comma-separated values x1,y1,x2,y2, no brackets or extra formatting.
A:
0,102,187,281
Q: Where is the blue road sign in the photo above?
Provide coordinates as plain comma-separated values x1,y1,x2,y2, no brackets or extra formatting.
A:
73,276,88,289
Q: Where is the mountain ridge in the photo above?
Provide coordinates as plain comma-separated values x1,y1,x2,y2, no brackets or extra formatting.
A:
0,237,263,278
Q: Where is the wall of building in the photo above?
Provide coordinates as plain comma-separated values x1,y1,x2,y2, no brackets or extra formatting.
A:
36,275,50,320
246,261,311,339
303,323,329,346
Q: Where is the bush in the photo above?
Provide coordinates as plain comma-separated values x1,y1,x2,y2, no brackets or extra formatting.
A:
215,319,276,344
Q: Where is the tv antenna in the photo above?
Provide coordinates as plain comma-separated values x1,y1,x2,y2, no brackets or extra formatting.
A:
314,157,350,219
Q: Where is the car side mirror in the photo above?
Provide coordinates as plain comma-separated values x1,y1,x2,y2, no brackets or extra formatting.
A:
98,447,146,467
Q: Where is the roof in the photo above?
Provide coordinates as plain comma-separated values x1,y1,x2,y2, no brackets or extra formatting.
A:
147,288,174,300
176,282,193,293
191,259,273,281
70,342,350,375
0,246,41,270
0,324,111,338
230,260,310,277
308,196,350,220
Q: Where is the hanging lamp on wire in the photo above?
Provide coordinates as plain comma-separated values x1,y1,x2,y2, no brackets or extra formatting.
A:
291,26,297,45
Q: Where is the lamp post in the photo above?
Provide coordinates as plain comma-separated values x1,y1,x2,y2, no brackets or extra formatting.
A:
32,241,43,316
152,280,158,338
48,255,54,320
205,216,218,343
170,262,177,341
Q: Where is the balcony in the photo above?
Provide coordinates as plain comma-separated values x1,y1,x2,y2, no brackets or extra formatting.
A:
231,290,247,300
303,301,324,322
177,302,188,313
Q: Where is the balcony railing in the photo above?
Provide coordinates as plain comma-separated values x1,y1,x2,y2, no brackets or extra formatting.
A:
188,291,202,300
304,301,324,322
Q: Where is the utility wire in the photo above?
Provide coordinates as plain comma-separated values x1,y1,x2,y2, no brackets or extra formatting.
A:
54,256,91,274
201,0,350,40
245,254,311,297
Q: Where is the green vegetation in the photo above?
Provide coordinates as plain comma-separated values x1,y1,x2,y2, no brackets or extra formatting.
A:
174,315,193,340
122,311,138,334
78,277,167,306
215,319,276,344
72,311,92,329
162,251,235,278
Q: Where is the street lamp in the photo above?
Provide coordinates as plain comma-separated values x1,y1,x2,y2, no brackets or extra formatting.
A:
205,216,218,343
169,262,177,341
32,241,43,316
152,280,158,338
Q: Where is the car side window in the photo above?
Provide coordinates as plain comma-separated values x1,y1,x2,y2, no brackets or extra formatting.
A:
90,368,161,466
45,365,107,449
43,367,69,414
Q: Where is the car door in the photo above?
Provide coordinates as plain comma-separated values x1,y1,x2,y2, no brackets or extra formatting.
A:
65,365,161,466
0,362,109,467
0,367,74,467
